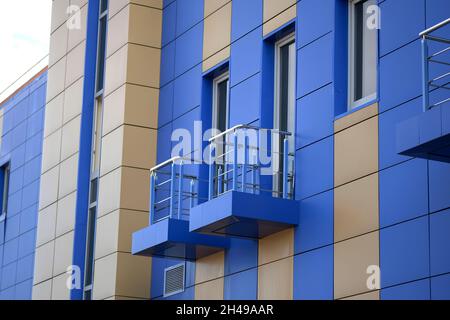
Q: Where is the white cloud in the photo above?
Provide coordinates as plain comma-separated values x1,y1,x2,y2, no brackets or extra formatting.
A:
0,0,52,96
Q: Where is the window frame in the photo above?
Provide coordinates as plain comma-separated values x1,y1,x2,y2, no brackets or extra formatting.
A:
273,33,296,197
212,71,230,133
348,0,378,110
0,163,10,223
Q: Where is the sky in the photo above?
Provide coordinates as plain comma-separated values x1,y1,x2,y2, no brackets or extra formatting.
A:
0,0,52,100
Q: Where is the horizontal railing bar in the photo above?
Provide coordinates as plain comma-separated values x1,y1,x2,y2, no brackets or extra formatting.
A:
209,124,292,142
424,34,450,45
428,59,450,66
420,18,450,37
429,46,450,58
429,83,450,90
430,71,450,83
430,97,450,108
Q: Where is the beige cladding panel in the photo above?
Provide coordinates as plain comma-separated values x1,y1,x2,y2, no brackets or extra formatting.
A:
263,0,296,35
258,257,293,300
94,0,162,300
202,1,232,71
334,115,379,186
334,173,379,242
34,0,88,300
334,231,380,299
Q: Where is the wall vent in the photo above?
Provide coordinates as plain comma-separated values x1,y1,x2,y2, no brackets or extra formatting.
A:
164,263,185,297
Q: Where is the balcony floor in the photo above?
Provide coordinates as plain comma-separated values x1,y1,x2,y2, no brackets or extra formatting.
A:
132,219,229,260
189,191,299,239
397,104,450,163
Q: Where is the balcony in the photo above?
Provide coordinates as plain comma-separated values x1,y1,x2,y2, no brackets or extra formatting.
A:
397,19,450,163
132,157,229,260
189,125,299,239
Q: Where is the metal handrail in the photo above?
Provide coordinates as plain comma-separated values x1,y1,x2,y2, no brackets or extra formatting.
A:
149,157,202,225
419,18,450,37
208,126,295,201
420,19,450,111
209,124,291,143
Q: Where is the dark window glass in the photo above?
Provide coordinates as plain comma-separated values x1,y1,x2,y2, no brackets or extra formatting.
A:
217,79,228,133
354,0,365,101
1,164,10,216
84,207,97,287
100,0,108,14
96,16,107,93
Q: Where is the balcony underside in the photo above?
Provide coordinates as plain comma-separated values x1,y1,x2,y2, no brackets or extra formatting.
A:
397,105,450,163
189,191,299,239
132,219,229,260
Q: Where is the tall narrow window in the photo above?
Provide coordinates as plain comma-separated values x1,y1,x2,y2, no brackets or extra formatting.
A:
212,72,229,133
0,163,10,223
83,0,108,300
212,72,229,194
274,33,296,197
349,0,378,109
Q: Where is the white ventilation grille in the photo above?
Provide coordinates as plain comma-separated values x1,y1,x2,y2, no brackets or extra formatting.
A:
164,263,185,297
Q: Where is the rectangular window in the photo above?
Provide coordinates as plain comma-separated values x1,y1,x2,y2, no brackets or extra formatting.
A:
91,97,103,175
212,72,229,133
349,0,378,109
274,33,296,197
83,0,108,300
212,72,229,194
95,0,108,94
0,163,10,222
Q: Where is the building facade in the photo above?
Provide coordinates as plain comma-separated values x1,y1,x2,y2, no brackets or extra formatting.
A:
0,0,449,300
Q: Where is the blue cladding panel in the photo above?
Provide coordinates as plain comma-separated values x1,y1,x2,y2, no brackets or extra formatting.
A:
229,74,261,126
14,279,32,300
379,159,428,227
5,215,20,241
151,257,195,299
173,65,202,119
158,82,174,127
379,0,425,56
230,27,262,87
379,97,422,169
426,0,450,29
431,273,450,300
225,238,258,275
156,124,173,163
296,84,334,149
16,254,34,283
162,1,177,46
429,161,450,213
175,0,203,37
0,70,45,299
174,23,203,77
160,42,176,87
231,0,262,42
296,0,334,48
297,32,333,98
380,217,430,288
381,279,430,300
18,229,36,259
224,269,258,299
293,245,333,300
295,136,333,200
379,40,422,112
430,209,450,276
71,0,100,300
294,190,333,254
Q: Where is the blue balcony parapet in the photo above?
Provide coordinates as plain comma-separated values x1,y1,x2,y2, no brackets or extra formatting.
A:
190,125,299,239
397,19,450,163
132,157,229,260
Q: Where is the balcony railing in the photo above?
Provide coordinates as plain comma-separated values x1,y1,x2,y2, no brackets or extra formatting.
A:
207,124,295,200
421,18,450,111
149,157,205,225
